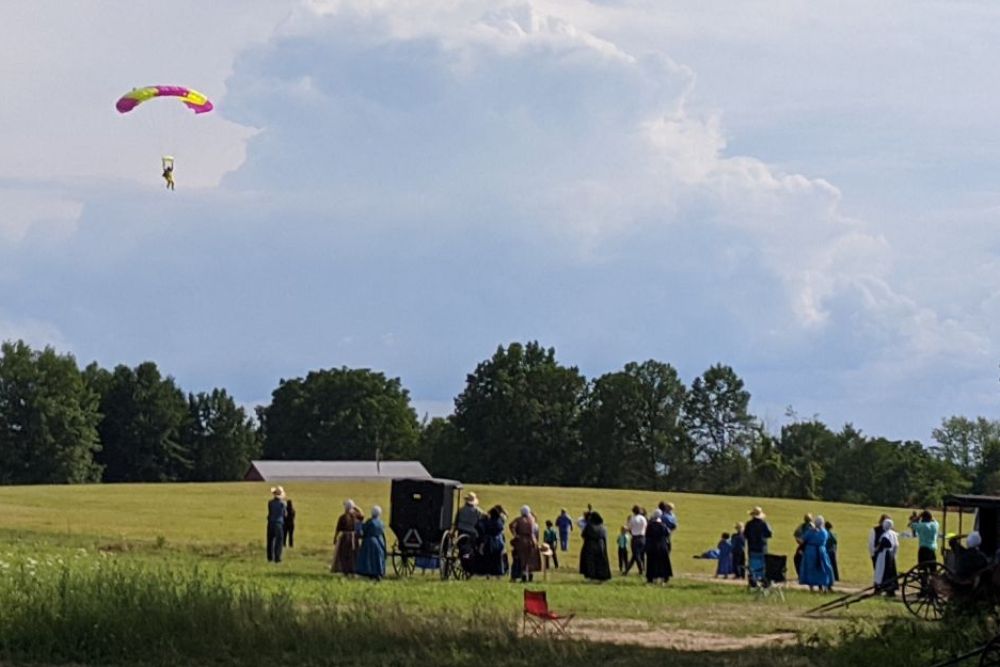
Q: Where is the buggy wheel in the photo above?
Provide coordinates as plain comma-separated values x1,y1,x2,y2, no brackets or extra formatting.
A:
455,534,475,580
390,544,415,578
981,636,1000,667
439,531,457,580
902,562,949,621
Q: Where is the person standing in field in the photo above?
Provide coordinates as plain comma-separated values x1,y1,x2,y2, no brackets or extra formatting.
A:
716,533,734,578
283,498,296,549
478,505,508,577
510,506,540,582
543,520,560,569
873,518,899,596
798,516,834,592
580,510,612,581
644,509,673,584
617,526,629,573
332,499,364,574
868,513,891,572
660,501,678,578
731,523,747,579
793,513,813,577
744,506,773,587
266,486,286,563
910,510,939,564
556,509,573,551
355,505,387,581
623,505,648,576
825,520,840,584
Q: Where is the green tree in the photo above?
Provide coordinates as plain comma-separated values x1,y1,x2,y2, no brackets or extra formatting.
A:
776,419,838,499
682,364,755,492
453,342,587,485
0,340,102,484
932,416,1000,492
580,360,688,490
745,429,795,497
823,425,967,507
417,416,466,480
184,389,261,481
89,362,191,482
258,367,420,461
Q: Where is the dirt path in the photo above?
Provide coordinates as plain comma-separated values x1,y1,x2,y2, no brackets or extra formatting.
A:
563,618,798,652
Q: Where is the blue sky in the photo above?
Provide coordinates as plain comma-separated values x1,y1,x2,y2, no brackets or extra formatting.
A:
2,0,999,441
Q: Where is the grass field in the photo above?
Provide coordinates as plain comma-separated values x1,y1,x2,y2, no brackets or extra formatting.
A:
0,481,920,584
0,481,940,666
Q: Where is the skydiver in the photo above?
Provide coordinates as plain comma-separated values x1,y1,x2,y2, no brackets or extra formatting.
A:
162,164,175,190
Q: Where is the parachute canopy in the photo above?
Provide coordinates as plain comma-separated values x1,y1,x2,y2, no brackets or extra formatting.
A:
116,86,213,115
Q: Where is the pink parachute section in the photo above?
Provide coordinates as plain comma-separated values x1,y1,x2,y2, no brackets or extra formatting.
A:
115,86,214,115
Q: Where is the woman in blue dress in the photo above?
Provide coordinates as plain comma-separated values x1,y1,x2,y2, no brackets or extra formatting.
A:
476,505,507,576
355,505,387,581
798,515,834,592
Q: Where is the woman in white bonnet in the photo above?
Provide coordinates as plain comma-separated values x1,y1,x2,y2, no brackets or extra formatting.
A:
331,498,364,574
509,505,540,582
355,505,387,581
873,518,899,596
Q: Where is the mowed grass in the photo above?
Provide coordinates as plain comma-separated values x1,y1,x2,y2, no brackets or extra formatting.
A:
0,480,920,586
0,482,929,665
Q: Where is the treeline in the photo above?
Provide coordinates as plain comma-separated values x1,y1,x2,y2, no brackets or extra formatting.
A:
0,339,995,506
0,341,258,485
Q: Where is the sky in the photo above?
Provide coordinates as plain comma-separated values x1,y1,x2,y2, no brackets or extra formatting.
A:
2,0,999,442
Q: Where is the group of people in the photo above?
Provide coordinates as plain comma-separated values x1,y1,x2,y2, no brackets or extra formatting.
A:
867,509,987,596
791,513,838,592
265,489,997,592
328,498,387,580
264,487,386,579
455,492,567,582
580,501,679,584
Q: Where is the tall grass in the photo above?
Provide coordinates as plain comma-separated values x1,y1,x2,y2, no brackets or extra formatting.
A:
0,556,676,666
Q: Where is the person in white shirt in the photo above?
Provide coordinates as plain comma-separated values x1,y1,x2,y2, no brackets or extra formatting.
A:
623,505,648,575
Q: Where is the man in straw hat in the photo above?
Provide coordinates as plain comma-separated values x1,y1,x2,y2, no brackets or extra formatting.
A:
744,506,772,587
455,491,484,540
266,486,287,563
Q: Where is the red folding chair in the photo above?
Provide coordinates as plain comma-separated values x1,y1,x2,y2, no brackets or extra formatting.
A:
522,590,575,636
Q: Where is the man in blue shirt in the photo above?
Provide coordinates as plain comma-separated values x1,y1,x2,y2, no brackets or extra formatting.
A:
555,508,573,551
267,486,287,563
910,510,939,564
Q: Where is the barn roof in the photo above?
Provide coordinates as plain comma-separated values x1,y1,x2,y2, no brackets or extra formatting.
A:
245,460,431,482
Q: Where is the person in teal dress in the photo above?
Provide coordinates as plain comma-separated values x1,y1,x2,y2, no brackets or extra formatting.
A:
798,515,834,592
355,505,387,581
825,520,840,583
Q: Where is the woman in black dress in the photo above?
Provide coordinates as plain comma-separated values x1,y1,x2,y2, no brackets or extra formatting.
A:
644,509,673,584
283,499,296,548
580,511,612,581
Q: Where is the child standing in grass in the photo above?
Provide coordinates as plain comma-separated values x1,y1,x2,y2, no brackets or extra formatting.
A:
731,523,746,579
543,520,560,569
716,532,734,578
617,526,629,573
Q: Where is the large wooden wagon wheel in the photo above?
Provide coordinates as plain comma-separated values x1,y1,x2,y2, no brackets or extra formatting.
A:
390,542,415,578
980,636,1000,667
439,531,457,580
902,562,950,621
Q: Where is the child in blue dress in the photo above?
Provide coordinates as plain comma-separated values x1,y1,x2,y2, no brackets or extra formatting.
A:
715,532,734,578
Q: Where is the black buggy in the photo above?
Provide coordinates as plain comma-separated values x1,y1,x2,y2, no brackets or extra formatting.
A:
387,478,466,580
